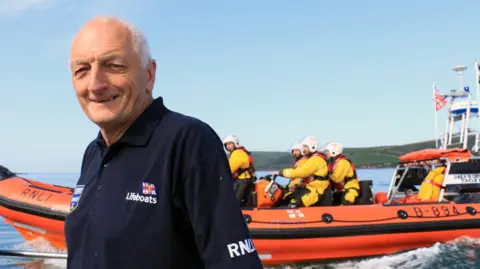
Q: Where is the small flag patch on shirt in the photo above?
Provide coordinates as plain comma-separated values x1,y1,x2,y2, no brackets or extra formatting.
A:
142,182,157,195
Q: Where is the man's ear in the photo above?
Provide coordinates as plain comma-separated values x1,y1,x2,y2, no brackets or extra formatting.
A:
146,59,157,94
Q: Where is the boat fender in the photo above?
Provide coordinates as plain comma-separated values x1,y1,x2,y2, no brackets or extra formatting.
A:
397,210,408,220
466,206,477,216
243,214,252,224
321,213,333,224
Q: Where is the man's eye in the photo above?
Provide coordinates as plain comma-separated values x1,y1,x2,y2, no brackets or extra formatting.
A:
74,67,88,75
107,63,125,70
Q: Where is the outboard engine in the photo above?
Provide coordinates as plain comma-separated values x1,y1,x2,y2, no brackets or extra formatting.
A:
0,165,16,180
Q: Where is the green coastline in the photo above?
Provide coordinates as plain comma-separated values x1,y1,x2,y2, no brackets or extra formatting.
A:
249,136,477,170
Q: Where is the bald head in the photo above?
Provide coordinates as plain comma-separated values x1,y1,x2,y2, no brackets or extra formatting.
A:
71,16,151,69
70,16,157,144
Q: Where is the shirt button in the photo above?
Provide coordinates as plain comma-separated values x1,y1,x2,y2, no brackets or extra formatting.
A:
97,185,102,191
104,163,109,168
94,252,97,256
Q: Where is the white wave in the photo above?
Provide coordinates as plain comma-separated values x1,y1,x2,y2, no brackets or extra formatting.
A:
267,236,480,269
333,243,443,269
10,237,67,268
5,235,480,269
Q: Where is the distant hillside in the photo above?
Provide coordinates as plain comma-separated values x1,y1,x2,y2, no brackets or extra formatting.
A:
249,136,478,170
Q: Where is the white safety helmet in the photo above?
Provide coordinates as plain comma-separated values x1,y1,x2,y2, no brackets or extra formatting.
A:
325,142,343,157
291,143,304,156
301,136,318,153
223,135,240,148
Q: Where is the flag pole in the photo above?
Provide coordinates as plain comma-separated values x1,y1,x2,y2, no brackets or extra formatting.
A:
433,81,439,148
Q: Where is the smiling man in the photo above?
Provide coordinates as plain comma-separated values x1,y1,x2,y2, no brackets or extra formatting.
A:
64,16,263,269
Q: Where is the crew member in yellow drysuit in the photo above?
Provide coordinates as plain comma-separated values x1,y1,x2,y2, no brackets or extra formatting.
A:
281,143,309,202
324,142,361,205
272,136,332,208
223,135,257,206
416,164,446,201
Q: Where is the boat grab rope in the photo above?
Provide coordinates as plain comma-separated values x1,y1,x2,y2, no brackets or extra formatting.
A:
244,205,477,225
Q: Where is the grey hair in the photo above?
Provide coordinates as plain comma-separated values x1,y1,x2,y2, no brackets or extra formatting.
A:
75,16,152,69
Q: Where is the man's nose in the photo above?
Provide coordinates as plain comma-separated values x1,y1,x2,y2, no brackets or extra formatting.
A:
88,65,109,92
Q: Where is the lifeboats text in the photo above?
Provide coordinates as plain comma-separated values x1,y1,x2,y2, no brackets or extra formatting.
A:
19,188,53,203
413,205,460,218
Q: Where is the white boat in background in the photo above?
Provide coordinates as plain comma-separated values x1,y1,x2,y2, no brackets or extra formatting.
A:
434,63,480,154
451,99,479,116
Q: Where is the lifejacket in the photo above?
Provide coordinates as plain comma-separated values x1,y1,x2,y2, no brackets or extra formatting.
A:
421,167,447,190
232,147,257,180
328,154,358,191
293,156,307,168
302,152,330,185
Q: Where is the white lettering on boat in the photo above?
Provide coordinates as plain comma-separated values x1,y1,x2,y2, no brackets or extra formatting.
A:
453,174,480,183
445,173,480,184
287,209,305,218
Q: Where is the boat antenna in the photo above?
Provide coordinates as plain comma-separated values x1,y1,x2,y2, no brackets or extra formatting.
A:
453,65,472,149
453,65,467,91
440,65,476,150
440,64,480,153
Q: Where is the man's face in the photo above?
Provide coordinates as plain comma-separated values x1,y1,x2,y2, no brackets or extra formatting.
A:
225,142,235,152
70,19,155,129
292,149,301,158
303,145,310,155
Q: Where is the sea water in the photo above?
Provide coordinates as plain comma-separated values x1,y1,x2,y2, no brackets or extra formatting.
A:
0,169,478,268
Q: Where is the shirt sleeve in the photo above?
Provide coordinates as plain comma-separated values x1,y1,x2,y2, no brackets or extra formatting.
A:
175,120,264,269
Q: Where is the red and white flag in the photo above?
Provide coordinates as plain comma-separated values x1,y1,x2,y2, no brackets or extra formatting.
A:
434,87,447,111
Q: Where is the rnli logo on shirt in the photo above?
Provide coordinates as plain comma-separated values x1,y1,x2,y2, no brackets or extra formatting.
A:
142,182,157,195
125,181,158,204
70,185,85,212
227,238,257,258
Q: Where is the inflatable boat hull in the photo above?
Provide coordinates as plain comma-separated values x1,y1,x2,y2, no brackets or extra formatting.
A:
243,203,480,265
0,177,480,266
0,177,71,250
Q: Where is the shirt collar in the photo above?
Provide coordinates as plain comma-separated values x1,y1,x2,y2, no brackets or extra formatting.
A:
95,96,169,148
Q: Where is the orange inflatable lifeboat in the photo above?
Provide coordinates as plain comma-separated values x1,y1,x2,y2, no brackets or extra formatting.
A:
2,148,480,266
241,148,480,266
0,165,72,250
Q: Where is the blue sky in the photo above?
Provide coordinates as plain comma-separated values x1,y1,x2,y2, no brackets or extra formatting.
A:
1,0,480,172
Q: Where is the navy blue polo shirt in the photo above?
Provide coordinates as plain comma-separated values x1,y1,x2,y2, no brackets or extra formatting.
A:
64,97,263,269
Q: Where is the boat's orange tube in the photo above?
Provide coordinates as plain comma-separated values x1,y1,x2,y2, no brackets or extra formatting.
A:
1,176,480,266
0,176,72,249
242,202,480,265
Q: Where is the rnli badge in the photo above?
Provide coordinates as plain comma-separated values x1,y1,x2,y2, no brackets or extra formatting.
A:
142,182,157,195
70,185,85,212
125,182,158,204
